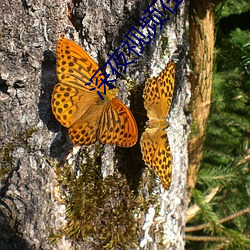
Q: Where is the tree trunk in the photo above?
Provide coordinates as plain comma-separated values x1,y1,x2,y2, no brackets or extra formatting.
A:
0,0,189,249
187,0,220,203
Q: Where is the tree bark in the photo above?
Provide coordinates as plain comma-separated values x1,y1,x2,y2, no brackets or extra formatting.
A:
187,0,220,203
0,0,189,249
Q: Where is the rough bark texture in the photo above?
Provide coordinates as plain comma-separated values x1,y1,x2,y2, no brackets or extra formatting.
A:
0,0,189,249
187,0,219,203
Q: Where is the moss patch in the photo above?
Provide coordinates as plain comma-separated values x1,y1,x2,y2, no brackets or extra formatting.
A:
51,150,157,248
0,126,38,180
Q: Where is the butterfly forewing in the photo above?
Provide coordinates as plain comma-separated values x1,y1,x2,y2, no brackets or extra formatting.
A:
56,38,104,91
143,60,175,119
157,60,175,117
52,38,138,147
140,60,175,190
52,83,79,127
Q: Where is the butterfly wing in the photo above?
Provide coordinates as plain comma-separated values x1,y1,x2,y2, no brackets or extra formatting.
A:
68,102,105,145
140,128,172,190
140,60,175,189
52,38,138,147
52,83,98,128
56,38,103,90
52,38,104,127
98,98,138,147
143,60,175,120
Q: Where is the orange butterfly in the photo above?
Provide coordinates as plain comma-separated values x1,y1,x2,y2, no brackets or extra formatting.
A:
140,61,175,189
52,38,138,147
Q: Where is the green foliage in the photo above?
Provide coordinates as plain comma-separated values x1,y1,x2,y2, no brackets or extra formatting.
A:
192,189,224,233
218,0,250,17
187,1,250,249
197,165,239,188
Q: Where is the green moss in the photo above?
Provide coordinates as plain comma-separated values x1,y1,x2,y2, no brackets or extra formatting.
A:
0,126,38,178
161,35,169,56
51,149,157,248
25,126,38,138
0,144,13,178
121,75,139,92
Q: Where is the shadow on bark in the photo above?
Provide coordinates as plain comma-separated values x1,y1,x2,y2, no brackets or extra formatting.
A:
116,82,147,191
39,49,73,161
0,209,33,250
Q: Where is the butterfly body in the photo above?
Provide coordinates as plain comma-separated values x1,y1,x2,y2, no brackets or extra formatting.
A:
52,38,138,147
140,61,175,190
147,117,169,130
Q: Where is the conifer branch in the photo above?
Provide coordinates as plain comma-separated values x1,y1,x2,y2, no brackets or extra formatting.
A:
185,235,227,242
236,149,250,168
186,206,250,232
186,187,219,222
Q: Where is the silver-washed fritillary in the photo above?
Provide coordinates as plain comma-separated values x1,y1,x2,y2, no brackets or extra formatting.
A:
140,60,175,189
52,38,138,147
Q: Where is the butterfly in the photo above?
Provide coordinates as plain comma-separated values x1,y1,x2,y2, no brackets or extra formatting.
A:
51,38,138,147
140,60,175,190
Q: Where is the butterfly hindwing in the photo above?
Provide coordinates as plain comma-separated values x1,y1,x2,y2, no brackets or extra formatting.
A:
141,128,172,190
52,38,138,147
98,98,138,147
140,60,175,190
68,108,101,145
